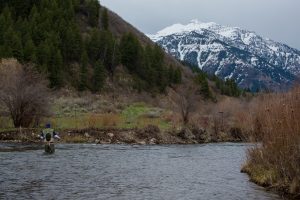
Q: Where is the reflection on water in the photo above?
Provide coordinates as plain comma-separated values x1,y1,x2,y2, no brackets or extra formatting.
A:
0,143,281,200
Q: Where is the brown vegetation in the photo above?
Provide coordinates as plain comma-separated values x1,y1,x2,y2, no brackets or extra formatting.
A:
170,85,199,126
0,59,50,128
241,87,300,198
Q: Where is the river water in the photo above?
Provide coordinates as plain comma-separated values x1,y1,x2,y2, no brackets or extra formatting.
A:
0,143,281,200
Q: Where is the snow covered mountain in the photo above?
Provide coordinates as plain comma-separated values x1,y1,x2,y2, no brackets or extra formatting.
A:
148,20,300,91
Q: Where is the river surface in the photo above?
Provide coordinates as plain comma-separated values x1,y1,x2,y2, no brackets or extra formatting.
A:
0,143,281,200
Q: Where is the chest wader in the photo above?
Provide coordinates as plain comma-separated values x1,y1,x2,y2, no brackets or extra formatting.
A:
43,128,55,154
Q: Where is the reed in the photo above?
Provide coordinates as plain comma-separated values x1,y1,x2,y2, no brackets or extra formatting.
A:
242,87,300,197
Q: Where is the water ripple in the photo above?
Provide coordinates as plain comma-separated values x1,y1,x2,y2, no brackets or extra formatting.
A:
0,143,282,200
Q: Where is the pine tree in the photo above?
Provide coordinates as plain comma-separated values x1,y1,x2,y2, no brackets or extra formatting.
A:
158,64,168,92
93,60,105,92
49,49,63,88
79,50,88,91
101,8,109,30
61,0,75,20
101,31,115,74
167,65,174,84
87,29,102,62
64,26,82,61
23,38,36,63
174,68,182,84
8,0,41,18
196,74,211,99
200,79,211,99
36,41,51,71
0,14,6,45
120,33,141,72
3,27,23,60
2,6,13,28
29,6,44,44
86,0,100,27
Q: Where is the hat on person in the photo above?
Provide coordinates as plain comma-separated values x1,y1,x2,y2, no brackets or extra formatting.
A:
46,123,51,128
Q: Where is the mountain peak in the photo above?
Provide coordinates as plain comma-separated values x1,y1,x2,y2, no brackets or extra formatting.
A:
148,20,223,41
148,21,300,91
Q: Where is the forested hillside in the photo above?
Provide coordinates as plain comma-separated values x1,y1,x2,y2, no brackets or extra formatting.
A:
0,0,182,92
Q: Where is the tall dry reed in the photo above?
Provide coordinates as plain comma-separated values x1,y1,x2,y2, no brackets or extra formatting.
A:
243,87,300,197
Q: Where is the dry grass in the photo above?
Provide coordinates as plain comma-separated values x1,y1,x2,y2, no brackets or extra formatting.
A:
89,114,121,128
241,87,300,197
49,113,121,129
0,116,12,130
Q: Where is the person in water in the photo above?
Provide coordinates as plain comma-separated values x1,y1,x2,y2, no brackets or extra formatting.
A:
40,123,60,153
40,123,60,142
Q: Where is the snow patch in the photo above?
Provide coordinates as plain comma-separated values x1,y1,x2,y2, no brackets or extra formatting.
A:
268,45,279,52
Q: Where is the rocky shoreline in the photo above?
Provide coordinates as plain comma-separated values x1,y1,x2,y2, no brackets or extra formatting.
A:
0,125,244,145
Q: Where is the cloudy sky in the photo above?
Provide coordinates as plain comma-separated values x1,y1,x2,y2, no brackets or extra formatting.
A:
101,0,300,49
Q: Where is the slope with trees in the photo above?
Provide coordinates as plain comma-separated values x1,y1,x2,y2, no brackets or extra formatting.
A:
0,0,182,93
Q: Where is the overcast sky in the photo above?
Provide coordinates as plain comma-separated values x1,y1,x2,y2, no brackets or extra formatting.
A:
101,0,300,49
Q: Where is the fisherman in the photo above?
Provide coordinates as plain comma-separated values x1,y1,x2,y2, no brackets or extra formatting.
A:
40,123,60,153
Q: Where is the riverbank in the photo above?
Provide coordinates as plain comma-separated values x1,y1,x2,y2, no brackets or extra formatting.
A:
241,162,300,200
0,125,244,145
238,88,300,200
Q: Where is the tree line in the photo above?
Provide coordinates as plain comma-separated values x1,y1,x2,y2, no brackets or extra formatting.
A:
183,61,244,98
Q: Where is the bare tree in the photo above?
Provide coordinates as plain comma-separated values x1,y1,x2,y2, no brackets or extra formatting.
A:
171,85,198,126
0,59,50,128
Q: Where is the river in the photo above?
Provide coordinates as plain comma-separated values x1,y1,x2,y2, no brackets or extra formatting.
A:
0,143,281,200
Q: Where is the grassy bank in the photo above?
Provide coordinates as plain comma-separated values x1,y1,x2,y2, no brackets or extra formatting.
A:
1,95,247,144
1,102,171,131
241,87,300,199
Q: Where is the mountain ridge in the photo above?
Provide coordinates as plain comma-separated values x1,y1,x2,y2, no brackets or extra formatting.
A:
148,20,300,91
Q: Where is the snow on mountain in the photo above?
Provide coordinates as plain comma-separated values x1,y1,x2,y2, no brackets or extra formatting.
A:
148,20,300,91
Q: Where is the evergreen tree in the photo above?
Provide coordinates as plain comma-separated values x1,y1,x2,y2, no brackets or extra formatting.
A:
49,49,63,88
64,26,82,61
100,30,114,69
36,41,51,71
151,45,165,88
120,33,142,72
158,64,168,92
7,0,41,18
196,74,211,99
61,0,75,20
29,6,44,44
3,27,23,60
167,65,174,83
2,6,13,28
79,50,88,91
174,68,182,84
143,45,155,88
0,14,6,45
200,79,211,99
73,0,81,11
93,60,105,92
101,8,109,30
87,29,102,62
86,0,100,27
23,38,36,63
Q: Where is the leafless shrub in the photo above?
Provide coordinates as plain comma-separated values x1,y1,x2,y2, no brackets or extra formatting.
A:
0,59,50,128
170,85,198,126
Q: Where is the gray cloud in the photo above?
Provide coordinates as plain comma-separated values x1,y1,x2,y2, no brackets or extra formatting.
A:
101,0,300,49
